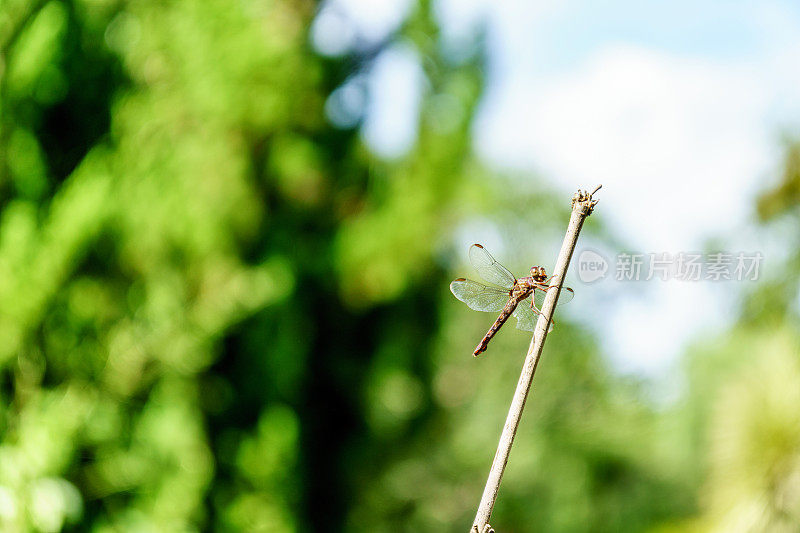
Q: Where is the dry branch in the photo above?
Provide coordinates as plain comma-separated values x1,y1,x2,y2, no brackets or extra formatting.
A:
470,185,601,533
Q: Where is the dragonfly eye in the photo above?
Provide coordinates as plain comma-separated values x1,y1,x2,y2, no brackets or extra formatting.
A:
529,266,547,281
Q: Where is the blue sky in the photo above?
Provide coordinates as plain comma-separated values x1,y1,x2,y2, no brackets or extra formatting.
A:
313,0,800,375
516,1,773,64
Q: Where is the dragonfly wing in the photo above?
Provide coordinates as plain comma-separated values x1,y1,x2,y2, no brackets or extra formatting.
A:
513,299,555,333
469,244,516,289
450,278,509,312
512,301,538,332
559,286,575,305
533,284,575,310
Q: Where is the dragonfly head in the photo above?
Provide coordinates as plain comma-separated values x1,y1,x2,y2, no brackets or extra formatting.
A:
530,266,547,282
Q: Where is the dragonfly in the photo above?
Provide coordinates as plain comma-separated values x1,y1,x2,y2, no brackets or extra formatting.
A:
450,244,574,356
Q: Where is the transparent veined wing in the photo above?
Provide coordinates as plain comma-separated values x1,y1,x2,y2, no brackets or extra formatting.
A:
512,300,538,332
532,283,575,310
513,298,554,333
468,244,516,289
450,278,509,312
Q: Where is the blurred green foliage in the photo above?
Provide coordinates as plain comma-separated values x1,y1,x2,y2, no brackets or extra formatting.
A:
0,0,798,531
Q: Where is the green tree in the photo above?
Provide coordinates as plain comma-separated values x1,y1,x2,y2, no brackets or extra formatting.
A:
0,1,714,531
677,140,800,532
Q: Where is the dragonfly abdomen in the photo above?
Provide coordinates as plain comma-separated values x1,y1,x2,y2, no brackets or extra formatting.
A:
474,298,520,357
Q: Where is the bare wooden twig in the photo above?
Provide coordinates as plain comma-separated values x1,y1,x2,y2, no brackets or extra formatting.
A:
470,186,601,533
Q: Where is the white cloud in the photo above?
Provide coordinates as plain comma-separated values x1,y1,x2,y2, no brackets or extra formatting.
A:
478,45,773,249
361,43,424,158
312,0,800,373
311,0,413,55
474,43,795,372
